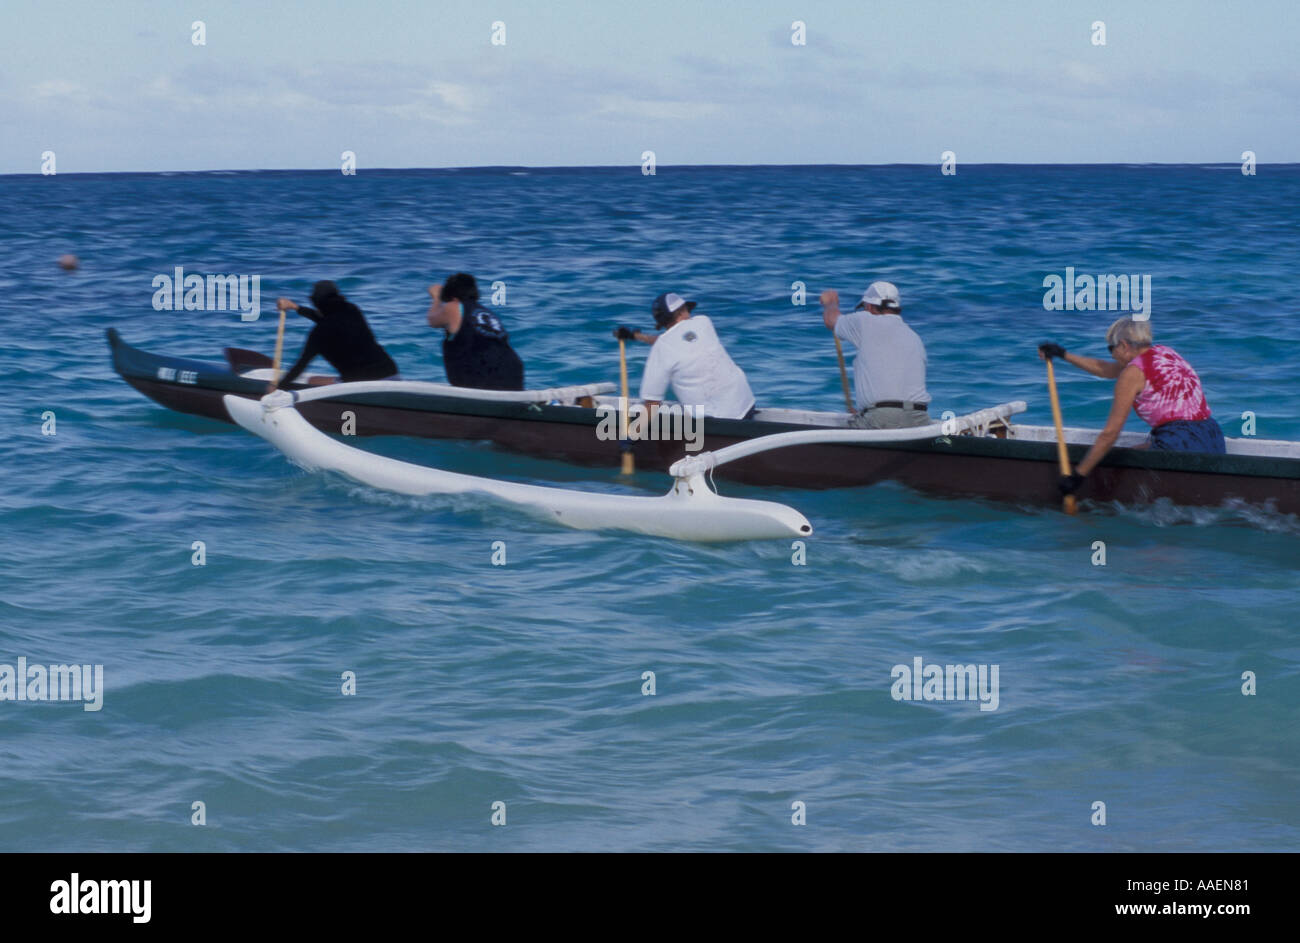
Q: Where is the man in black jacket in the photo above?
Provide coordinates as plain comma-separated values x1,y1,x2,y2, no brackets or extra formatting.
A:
426,273,524,390
270,281,399,390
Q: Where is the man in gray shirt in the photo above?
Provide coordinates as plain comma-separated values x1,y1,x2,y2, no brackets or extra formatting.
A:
818,281,931,429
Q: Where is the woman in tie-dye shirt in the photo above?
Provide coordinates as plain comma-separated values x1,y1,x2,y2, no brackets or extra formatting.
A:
1037,317,1225,498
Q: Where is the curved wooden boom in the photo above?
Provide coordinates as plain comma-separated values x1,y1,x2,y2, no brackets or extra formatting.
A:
669,402,1027,478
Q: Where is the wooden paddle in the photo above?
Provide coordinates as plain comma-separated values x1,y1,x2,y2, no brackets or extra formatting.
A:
618,337,634,475
833,336,854,413
269,305,288,390
1045,358,1077,515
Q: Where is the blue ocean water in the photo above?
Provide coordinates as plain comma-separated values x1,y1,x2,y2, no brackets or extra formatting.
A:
2,165,1298,851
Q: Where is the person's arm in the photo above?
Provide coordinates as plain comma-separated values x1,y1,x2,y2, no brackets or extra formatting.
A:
1039,343,1122,378
614,326,657,344
820,290,841,330
289,301,324,324
427,285,462,334
276,332,319,389
1066,351,1123,378
1074,364,1144,477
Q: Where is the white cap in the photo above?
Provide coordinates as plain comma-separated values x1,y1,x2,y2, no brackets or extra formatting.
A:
652,291,697,327
856,281,900,311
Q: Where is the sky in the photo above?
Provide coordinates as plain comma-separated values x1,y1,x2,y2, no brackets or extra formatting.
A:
2,0,1297,173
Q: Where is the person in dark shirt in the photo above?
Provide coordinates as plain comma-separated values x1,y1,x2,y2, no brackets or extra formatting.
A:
270,281,399,391
426,273,524,390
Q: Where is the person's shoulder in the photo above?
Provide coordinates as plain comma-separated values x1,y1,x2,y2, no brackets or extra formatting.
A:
659,319,691,341
685,315,722,340
1120,356,1147,378
648,324,678,349
471,304,507,333
648,323,690,361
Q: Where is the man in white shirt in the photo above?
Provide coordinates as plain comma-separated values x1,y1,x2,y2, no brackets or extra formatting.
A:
819,281,931,429
625,292,756,420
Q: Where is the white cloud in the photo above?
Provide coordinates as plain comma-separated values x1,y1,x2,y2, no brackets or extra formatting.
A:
592,94,722,122
31,79,85,99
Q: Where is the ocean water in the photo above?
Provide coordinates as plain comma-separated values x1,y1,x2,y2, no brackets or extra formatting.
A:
2,165,1298,851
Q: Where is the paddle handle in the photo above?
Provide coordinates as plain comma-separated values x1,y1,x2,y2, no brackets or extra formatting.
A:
1045,358,1077,515
833,336,854,413
270,307,288,387
618,337,634,475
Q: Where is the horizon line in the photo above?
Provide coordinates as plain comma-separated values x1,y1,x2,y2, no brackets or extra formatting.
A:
4,160,1296,178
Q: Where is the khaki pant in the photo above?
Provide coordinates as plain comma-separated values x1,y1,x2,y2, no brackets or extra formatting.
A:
851,406,930,429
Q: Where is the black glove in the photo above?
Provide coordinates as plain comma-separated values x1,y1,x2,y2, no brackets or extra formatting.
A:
613,325,637,341
1058,472,1086,496
1039,342,1067,360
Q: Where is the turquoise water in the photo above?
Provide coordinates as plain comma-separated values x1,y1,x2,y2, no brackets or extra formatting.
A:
2,166,1298,851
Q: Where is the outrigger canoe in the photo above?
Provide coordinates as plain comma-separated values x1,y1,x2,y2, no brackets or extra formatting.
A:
109,328,1300,516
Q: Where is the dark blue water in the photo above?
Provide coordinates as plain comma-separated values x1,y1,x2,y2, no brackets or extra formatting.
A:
2,166,1298,850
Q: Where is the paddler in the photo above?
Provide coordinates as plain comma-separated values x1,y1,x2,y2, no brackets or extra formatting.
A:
1039,316,1226,498
426,273,525,391
270,281,400,391
818,281,931,428
615,292,756,419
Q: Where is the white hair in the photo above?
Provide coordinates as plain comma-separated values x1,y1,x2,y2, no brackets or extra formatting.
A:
1105,316,1152,349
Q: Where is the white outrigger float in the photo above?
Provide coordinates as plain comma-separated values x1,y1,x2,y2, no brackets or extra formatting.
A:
224,388,1026,541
